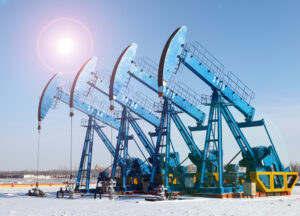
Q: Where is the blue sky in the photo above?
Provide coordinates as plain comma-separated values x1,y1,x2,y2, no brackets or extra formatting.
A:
0,0,300,171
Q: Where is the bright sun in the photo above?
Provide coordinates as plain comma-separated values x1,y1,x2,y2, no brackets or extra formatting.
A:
56,37,74,56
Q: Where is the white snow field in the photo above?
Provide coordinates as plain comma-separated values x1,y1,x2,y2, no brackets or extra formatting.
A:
0,186,300,216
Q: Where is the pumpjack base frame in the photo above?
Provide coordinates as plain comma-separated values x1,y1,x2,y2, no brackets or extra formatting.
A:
75,188,98,194
194,191,292,199
196,187,235,194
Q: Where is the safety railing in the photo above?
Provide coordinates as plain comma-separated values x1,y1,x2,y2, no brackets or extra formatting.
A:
97,67,110,82
87,98,121,119
92,67,111,88
136,56,159,80
80,119,90,127
200,94,212,105
185,42,255,105
83,71,97,97
119,83,136,99
168,80,202,109
51,87,63,110
110,110,123,119
185,41,225,80
88,97,106,113
131,91,160,118
61,81,72,94
153,101,181,114
224,71,255,104
153,102,163,113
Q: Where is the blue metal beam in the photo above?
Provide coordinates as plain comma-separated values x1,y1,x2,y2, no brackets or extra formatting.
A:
58,88,154,165
216,93,223,188
75,116,94,192
57,90,130,166
59,89,154,169
59,92,120,130
165,101,171,189
150,104,167,185
189,119,265,131
111,107,131,190
129,68,206,123
128,113,155,156
199,100,215,185
86,118,95,191
93,122,127,166
181,52,255,121
221,103,255,160
157,26,255,121
90,82,161,127
170,111,203,158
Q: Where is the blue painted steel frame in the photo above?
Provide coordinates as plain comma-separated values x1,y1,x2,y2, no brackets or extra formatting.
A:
91,82,160,127
39,74,155,192
128,112,155,156
74,117,128,192
170,110,203,158
221,104,255,160
129,68,206,124
150,99,172,189
59,92,120,130
181,52,255,121
111,106,131,190
107,44,207,189
75,116,95,192
59,89,155,161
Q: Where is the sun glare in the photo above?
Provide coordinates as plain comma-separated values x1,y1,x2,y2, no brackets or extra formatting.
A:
37,17,94,74
56,37,74,56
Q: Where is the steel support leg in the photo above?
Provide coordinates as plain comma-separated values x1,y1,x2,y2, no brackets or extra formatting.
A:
111,106,130,191
75,116,94,192
165,102,171,189
150,100,168,187
86,120,95,191
199,103,215,186
217,93,223,188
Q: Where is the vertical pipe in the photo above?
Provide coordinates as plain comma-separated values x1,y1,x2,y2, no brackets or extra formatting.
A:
165,101,171,189
150,103,166,186
70,117,73,185
75,117,92,191
111,125,123,178
86,119,95,192
122,107,129,190
217,94,223,188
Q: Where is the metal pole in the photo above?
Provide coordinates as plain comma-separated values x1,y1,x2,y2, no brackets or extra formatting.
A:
86,118,94,191
165,101,171,189
36,130,40,187
217,93,223,188
70,117,73,185
122,107,129,190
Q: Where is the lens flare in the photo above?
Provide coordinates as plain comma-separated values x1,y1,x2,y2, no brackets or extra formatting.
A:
37,17,94,74
56,37,74,56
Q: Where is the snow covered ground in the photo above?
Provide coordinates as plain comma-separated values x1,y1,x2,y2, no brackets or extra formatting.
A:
0,186,300,216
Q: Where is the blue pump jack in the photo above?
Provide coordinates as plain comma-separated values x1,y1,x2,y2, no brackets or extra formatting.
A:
108,44,211,192
68,56,175,192
38,71,153,193
158,25,297,194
